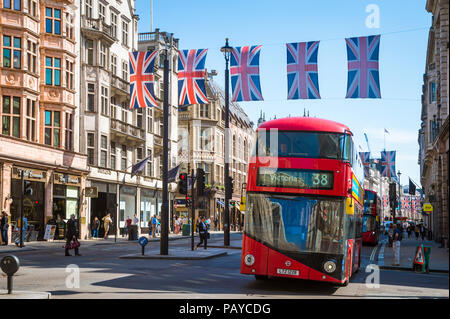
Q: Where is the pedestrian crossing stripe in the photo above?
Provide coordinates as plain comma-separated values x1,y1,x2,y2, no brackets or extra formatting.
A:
414,245,424,265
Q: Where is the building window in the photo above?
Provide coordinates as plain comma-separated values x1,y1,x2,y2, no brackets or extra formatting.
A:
101,86,108,115
66,60,74,90
111,54,117,75
45,57,61,86
121,102,128,123
45,7,61,35
147,109,153,133
110,142,116,170
26,40,37,73
429,81,436,103
100,135,107,167
99,42,107,68
122,60,128,81
147,149,153,177
110,96,117,119
110,12,117,38
87,132,95,165
87,83,95,111
2,96,20,138
4,0,21,11
27,0,37,16
25,98,36,142
98,2,105,21
137,109,143,128
136,147,143,163
3,35,21,69
122,20,128,47
65,12,74,40
85,0,92,18
121,145,127,171
86,39,94,65
44,110,60,147
65,112,73,151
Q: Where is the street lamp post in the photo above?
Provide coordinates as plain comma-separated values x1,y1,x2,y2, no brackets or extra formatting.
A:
221,38,233,246
396,170,401,222
161,33,173,255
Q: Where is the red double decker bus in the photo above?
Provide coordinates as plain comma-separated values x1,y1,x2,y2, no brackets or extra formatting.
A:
240,117,364,286
362,190,381,245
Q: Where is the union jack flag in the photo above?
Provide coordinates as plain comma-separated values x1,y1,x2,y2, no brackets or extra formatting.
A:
286,41,320,99
345,35,381,99
401,197,407,209
381,150,396,178
129,51,158,109
359,152,371,177
177,49,209,106
230,45,263,102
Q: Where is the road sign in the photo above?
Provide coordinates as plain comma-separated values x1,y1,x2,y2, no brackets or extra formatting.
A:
414,245,424,265
423,203,433,213
138,236,148,246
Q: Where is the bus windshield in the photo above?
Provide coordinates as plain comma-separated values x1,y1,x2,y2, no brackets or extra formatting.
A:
256,130,346,159
245,193,346,255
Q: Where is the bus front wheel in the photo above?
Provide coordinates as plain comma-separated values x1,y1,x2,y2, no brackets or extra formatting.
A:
254,275,269,280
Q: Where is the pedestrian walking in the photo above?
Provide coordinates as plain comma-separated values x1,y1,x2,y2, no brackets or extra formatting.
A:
392,223,402,266
92,216,100,238
420,224,426,241
125,216,132,238
65,214,81,256
15,216,27,247
174,216,180,234
214,216,218,231
387,224,394,247
195,216,209,250
102,213,112,239
151,215,157,238
407,225,412,239
156,217,161,236
1,211,9,245
414,224,420,240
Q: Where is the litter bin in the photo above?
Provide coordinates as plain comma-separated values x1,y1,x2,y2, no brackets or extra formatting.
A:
129,225,138,240
182,224,190,236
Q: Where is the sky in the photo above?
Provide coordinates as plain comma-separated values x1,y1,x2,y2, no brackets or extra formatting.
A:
135,0,431,187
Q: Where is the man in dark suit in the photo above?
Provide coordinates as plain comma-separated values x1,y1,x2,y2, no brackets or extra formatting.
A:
195,216,209,250
65,214,81,256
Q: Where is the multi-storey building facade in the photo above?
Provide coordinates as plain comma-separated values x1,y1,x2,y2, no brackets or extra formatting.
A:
0,0,88,242
418,0,449,247
177,78,255,230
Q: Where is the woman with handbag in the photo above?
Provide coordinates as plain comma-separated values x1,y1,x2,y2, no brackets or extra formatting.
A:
195,216,209,250
65,214,81,256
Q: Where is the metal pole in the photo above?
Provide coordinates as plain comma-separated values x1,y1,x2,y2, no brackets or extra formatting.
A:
191,169,195,250
160,44,170,255
20,173,24,248
224,40,230,247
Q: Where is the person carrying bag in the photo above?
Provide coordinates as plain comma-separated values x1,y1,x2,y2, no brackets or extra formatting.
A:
65,214,81,256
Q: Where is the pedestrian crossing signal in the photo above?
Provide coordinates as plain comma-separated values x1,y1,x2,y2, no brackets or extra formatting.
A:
414,245,424,265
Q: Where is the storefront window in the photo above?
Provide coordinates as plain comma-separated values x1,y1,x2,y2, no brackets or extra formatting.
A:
120,186,136,228
53,184,79,220
140,189,156,228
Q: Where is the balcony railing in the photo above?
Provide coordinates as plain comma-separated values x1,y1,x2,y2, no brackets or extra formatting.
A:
81,16,114,40
111,75,129,94
110,119,145,141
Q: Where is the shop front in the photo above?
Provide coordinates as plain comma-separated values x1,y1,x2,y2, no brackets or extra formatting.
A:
52,173,81,238
89,182,117,237
119,186,137,234
10,167,46,241
140,188,160,231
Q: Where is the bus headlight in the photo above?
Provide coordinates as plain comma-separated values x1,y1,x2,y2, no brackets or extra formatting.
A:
244,254,255,266
324,260,337,273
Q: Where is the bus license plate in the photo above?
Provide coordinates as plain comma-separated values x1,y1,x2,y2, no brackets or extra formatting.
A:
276,268,299,276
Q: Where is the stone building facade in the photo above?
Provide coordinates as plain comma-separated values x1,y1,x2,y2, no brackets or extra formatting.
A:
0,0,88,242
418,0,449,246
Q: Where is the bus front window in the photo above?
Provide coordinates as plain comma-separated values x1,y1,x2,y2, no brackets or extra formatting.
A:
245,193,346,255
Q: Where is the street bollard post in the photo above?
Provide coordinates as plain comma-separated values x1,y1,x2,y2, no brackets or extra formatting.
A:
138,236,148,256
1,255,20,294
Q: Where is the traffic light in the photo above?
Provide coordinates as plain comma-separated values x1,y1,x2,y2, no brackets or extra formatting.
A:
197,168,205,196
389,183,396,202
186,195,191,208
24,181,33,196
226,176,234,197
178,173,187,195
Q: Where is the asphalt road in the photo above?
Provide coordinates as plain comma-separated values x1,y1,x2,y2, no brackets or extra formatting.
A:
1,233,448,299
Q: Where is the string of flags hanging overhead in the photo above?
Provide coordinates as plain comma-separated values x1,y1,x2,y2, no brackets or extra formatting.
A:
128,34,382,110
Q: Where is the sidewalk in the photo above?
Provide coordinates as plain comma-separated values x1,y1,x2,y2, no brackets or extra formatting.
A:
378,235,449,273
0,231,242,254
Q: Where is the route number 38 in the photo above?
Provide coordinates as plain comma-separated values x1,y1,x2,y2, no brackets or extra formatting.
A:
312,173,329,187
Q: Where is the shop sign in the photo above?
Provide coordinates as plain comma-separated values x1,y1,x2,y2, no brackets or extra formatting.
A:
54,173,81,186
423,203,433,213
85,187,98,198
12,167,46,182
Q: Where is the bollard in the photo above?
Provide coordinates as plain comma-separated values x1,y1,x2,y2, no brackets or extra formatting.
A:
1,255,20,294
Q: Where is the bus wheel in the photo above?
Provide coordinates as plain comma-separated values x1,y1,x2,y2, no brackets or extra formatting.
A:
254,275,269,280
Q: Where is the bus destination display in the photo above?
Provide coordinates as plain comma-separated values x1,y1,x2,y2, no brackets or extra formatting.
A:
257,167,334,189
